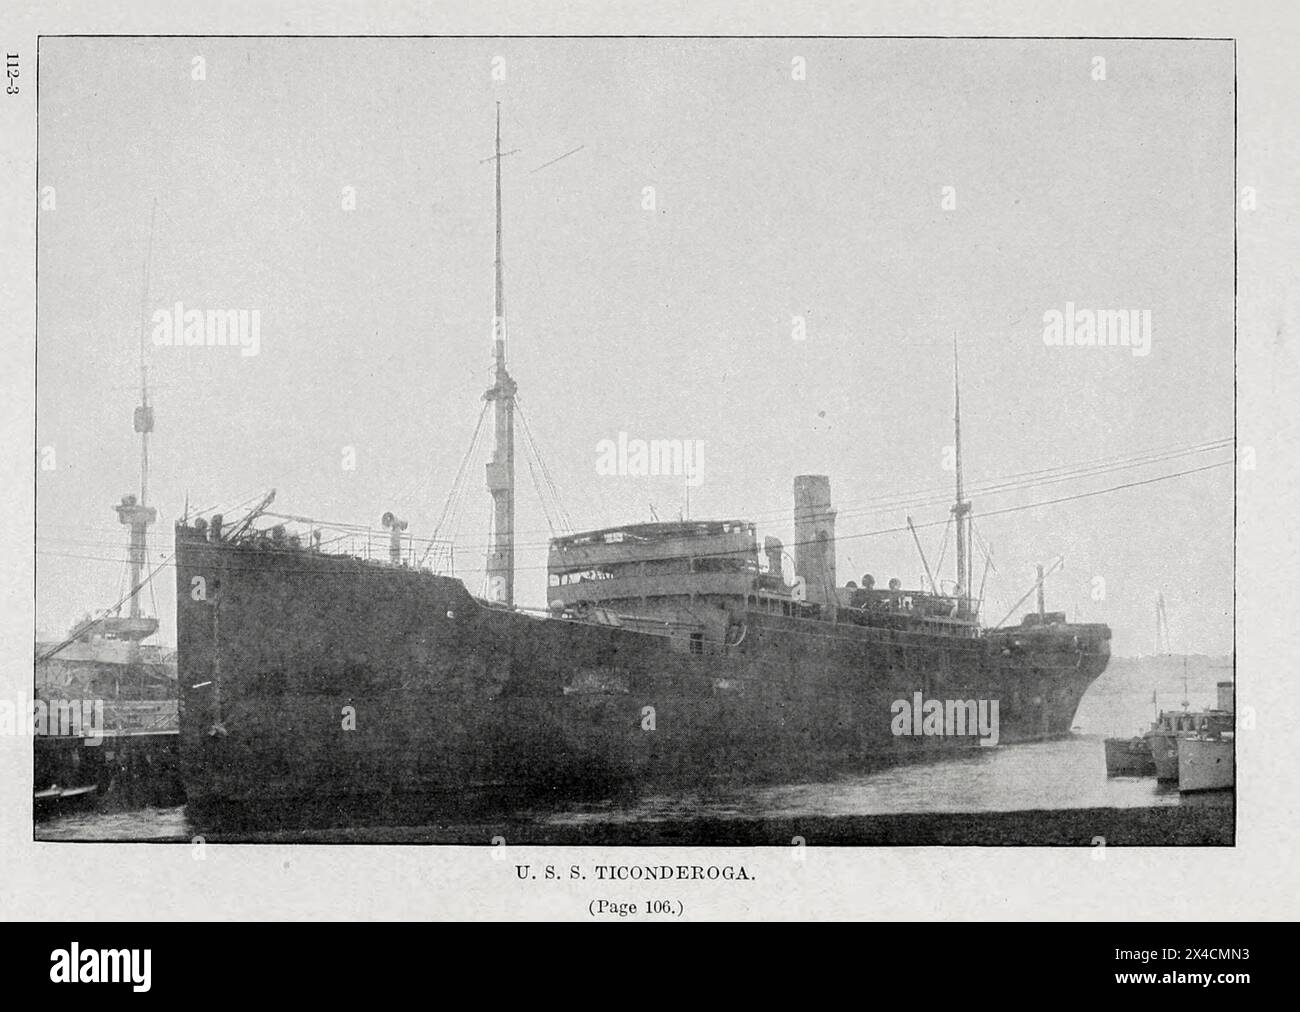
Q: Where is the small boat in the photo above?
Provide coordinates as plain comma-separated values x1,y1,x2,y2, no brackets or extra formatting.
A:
1154,676,1232,785
1142,670,1235,782
1104,735,1156,776
33,784,98,800
1146,711,1233,781
32,784,99,814
1178,732,1234,793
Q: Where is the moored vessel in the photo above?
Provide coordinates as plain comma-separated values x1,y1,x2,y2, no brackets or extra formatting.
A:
1178,734,1234,793
1103,736,1157,777
1146,680,1234,782
173,110,1112,827
1177,681,1235,793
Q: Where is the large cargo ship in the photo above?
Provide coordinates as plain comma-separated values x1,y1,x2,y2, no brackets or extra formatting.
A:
174,111,1110,824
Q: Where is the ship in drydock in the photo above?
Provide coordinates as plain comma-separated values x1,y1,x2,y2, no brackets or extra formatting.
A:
173,111,1111,824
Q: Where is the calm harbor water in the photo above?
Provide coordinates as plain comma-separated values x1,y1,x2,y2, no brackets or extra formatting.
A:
35,668,1232,842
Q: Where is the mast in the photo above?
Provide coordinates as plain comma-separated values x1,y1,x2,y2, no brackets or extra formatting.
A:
951,335,972,614
138,199,155,510
484,104,517,607
110,199,159,640
1155,591,1170,655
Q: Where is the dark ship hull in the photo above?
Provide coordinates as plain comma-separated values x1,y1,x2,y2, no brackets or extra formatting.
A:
174,522,1110,825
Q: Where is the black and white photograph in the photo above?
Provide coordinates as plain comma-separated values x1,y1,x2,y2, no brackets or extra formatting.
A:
3,2,1298,931
27,33,1239,846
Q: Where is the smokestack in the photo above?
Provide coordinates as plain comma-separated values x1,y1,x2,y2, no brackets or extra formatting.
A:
793,475,836,608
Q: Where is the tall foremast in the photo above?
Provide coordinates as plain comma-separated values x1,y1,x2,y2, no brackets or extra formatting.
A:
108,199,159,641
951,335,972,614
484,104,517,607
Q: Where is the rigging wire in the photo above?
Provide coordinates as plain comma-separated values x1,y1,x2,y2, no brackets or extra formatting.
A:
39,434,1233,550
419,399,489,567
35,456,1232,578
516,395,574,534
35,443,1234,561
36,549,178,662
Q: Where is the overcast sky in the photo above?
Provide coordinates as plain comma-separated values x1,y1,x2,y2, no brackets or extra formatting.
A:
36,37,1234,654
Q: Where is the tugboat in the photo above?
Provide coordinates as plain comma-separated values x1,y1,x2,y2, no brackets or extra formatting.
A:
1178,681,1235,793
1145,672,1234,782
